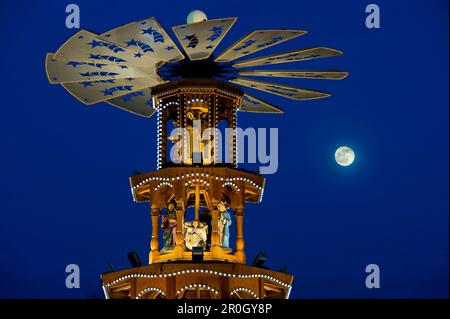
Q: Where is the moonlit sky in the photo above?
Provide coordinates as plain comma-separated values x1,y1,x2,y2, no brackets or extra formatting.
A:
0,0,448,298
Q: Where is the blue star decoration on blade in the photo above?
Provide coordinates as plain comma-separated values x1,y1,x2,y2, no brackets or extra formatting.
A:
80,79,115,87
126,39,154,53
102,89,115,96
88,40,102,48
87,40,125,53
101,86,134,96
126,39,138,47
256,36,285,48
141,27,164,43
134,52,143,58
165,46,175,51
66,61,83,68
184,35,199,48
207,26,224,41
233,39,256,52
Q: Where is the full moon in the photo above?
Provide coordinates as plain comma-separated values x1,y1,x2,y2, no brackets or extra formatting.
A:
186,10,208,24
335,146,355,166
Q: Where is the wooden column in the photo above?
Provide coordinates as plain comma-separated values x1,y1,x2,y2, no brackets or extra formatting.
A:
149,206,161,263
259,278,265,299
194,185,200,220
166,276,176,299
174,201,185,258
160,108,168,167
234,207,245,263
210,205,220,255
221,276,230,299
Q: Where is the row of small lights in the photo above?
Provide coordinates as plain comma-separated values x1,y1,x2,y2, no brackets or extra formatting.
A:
155,100,180,170
222,182,240,192
156,102,163,170
154,90,240,103
185,179,210,187
160,101,179,109
154,181,173,191
135,287,165,299
103,269,291,288
132,174,263,202
230,287,258,299
132,174,262,191
186,98,205,104
214,99,219,164
176,284,219,296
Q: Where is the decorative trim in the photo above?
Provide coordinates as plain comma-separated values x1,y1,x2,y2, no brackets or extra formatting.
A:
176,283,219,296
135,287,165,299
230,287,258,299
103,269,291,289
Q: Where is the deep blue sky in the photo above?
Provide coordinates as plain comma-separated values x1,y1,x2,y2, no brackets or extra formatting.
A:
0,0,448,298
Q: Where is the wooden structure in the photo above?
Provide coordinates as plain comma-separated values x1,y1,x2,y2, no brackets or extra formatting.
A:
102,262,293,299
101,78,293,299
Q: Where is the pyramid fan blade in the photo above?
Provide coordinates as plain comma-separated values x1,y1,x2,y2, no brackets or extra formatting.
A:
172,17,237,61
233,47,343,68
98,17,185,63
240,94,284,113
215,30,306,63
53,30,159,68
62,76,163,105
105,88,156,117
238,69,348,80
230,77,330,100
45,53,155,84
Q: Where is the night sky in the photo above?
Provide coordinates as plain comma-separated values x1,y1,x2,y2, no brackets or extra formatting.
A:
0,0,448,298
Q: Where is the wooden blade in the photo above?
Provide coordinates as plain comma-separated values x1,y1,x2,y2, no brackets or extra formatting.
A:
53,30,159,68
105,88,156,117
61,77,162,105
240,94,284,113
230,77,330,101
98,17,185,63
238,69,348,80
172,17,237,60
233,47,343,68
45,53,153,84
215,30,306,62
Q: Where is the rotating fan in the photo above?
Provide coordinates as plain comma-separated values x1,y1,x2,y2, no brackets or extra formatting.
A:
45,14,347,117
